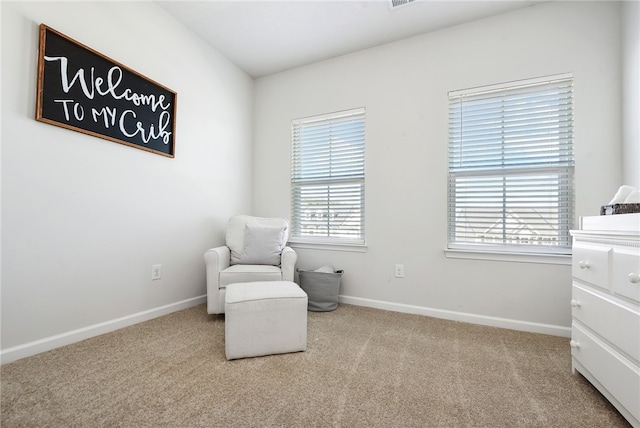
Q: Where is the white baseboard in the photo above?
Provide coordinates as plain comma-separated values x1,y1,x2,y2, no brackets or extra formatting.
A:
2,294,569,365
339,295,571,338
0,295,206,364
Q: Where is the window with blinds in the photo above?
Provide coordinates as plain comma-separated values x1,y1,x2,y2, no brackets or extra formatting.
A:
448,74,574,255
291,108,365,244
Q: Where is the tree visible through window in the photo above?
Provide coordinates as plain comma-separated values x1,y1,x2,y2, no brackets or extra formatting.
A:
291,108,365,244
448,75,574,254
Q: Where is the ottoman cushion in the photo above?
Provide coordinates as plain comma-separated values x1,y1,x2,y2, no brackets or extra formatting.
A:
225,281,307,360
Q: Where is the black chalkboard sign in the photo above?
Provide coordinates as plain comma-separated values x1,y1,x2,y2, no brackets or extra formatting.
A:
36,24,177,157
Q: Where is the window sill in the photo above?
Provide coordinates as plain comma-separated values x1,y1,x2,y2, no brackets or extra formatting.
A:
444,248,571,265
289,240,367,253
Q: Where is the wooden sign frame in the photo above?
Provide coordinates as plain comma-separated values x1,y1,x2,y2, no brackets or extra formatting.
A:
36,24,177,158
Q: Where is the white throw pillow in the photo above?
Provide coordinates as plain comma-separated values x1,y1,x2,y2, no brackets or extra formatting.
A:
235,223,286,266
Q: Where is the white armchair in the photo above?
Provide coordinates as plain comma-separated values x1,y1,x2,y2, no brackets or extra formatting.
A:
204,215,297,314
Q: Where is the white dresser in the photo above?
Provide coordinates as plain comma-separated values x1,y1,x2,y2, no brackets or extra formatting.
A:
570,213,640,428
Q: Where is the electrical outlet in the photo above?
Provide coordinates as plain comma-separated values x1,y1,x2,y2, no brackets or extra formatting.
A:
395,264,404,278
152,264,162,281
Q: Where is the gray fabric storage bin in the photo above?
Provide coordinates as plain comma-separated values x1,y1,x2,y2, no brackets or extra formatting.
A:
297,267,343,312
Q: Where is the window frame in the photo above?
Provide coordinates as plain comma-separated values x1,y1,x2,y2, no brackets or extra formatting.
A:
446,74,574,263
289,107,366,249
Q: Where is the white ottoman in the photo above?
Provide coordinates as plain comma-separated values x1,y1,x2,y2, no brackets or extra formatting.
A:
224,281,308,360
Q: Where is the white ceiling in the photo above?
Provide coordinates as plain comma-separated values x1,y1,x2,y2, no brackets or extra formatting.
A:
156,0,541,78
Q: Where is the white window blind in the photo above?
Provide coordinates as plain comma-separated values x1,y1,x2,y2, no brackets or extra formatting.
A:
448,74,574,254
291,108,365,244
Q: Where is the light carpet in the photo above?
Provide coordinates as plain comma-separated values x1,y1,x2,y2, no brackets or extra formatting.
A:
0,303,630,427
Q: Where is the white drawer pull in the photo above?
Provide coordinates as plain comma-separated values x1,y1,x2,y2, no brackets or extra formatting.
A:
629,273,640,284
570,299,581,308
578,260,590,269
569,340,580,349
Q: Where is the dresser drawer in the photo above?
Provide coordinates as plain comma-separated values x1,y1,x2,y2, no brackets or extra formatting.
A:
612,247,640,303
572,243,611,290
571,323,640,422
572,284,640,363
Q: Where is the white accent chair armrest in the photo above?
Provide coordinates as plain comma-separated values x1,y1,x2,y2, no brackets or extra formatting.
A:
204,245,230,315
281,246,297,282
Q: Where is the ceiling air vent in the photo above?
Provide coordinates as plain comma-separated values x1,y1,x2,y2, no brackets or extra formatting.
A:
389,0,417,10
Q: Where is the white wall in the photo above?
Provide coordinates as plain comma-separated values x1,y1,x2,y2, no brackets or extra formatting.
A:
253,1,623,334
622,0,640,188
1,1,253,361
